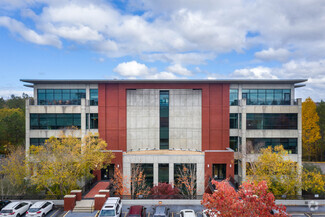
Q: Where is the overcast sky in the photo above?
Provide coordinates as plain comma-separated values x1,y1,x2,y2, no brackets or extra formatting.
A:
0,0,324,101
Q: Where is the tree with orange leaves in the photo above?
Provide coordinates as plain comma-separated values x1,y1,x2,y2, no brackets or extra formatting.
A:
111,166,124,196
202,180,288,217
175,164,197,199
130,164,150,198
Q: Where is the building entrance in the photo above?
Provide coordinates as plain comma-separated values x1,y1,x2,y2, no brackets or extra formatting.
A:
101,164,114,180
212,164,226,180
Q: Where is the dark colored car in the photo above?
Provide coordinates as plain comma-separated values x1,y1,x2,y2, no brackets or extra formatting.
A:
127,205,146,217
0,201,11,211
153,206,170,217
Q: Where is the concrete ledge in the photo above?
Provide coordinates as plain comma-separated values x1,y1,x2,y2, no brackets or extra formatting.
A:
122,200,202,205
276,200,325,206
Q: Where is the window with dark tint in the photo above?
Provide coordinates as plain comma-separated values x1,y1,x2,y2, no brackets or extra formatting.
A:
86,113,98,129
30,114,81,129
234,160,238,175
246,113,297,129
242,89,291,105
90,89,98,105
131,164,153,187
37,89,86,105
246,138,298,154
160,91,169,149
230,136,240,152
230,113,239,129
230,89,238,105
174,163,196,185
158,164,169,183
30,138,48,146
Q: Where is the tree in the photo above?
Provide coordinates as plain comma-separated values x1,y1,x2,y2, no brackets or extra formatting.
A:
0,146,29,197
302,97,321,161
111,166,124,196
130,164,150,198
150,183,179,199
175,164,197,199
30,132,114,197
202,180,288,217
316,100,325,161
0,108,25,153
247,145,325,196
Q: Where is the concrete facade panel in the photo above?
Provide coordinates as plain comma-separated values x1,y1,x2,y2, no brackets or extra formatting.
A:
246,130,298,138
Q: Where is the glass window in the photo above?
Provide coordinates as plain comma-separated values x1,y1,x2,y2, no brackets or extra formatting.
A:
37,89,86,105
174,163,196,183
246,113,297,129
90,89,98,106
230,89,238,106
249,89,258,105
230,137,239,152
37,89,46,105
246,138,297,154
131,164,153,187
242,89,291,105
30,114,81,129
158,164,169,183
87,113,98,129
160,91,169,149
266,89,274,105
257,89,266,105
230,113,239,129
30,138,48,146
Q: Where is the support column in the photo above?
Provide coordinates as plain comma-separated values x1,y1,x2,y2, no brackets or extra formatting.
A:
25,99,30,157
197,162,205,195
81,98,86,141
123,161,131,195
297,98,302,195
240,98,247,183
154,163,158,186
169,163,174,186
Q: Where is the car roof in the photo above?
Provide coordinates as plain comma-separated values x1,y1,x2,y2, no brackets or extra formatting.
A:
155,206,167,214
181,209,195,213
30,201,47,208
3,202,20,209
129,205,143,214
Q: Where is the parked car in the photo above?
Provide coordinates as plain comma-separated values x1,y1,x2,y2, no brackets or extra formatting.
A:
127,205,146,217
26,201,54,217
202,209,220,217
0,201,32,217
0,201,11,211
180,209,197,217
153,206,170,217
98,197,122,217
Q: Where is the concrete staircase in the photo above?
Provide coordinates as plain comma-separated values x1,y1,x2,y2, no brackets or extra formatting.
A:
73,199,94,213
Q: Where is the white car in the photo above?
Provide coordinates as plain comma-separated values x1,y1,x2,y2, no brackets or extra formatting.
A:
0,201,32,217
99,197,122,217
180,209,197,217
26,201,54,217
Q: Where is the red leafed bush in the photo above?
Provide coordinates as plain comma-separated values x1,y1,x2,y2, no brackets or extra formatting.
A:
202,180,289,217
150,183,179,199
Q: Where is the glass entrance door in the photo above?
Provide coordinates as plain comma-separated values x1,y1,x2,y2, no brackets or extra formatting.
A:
212,164,226,180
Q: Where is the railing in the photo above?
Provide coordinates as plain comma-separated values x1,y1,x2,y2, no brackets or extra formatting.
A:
81,177,98,197
111,195,203,200
0,194,65,200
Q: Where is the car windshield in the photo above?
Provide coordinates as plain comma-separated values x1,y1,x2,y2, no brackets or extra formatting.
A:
1,209,13,213
29,208,41,212
100,210,116,216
